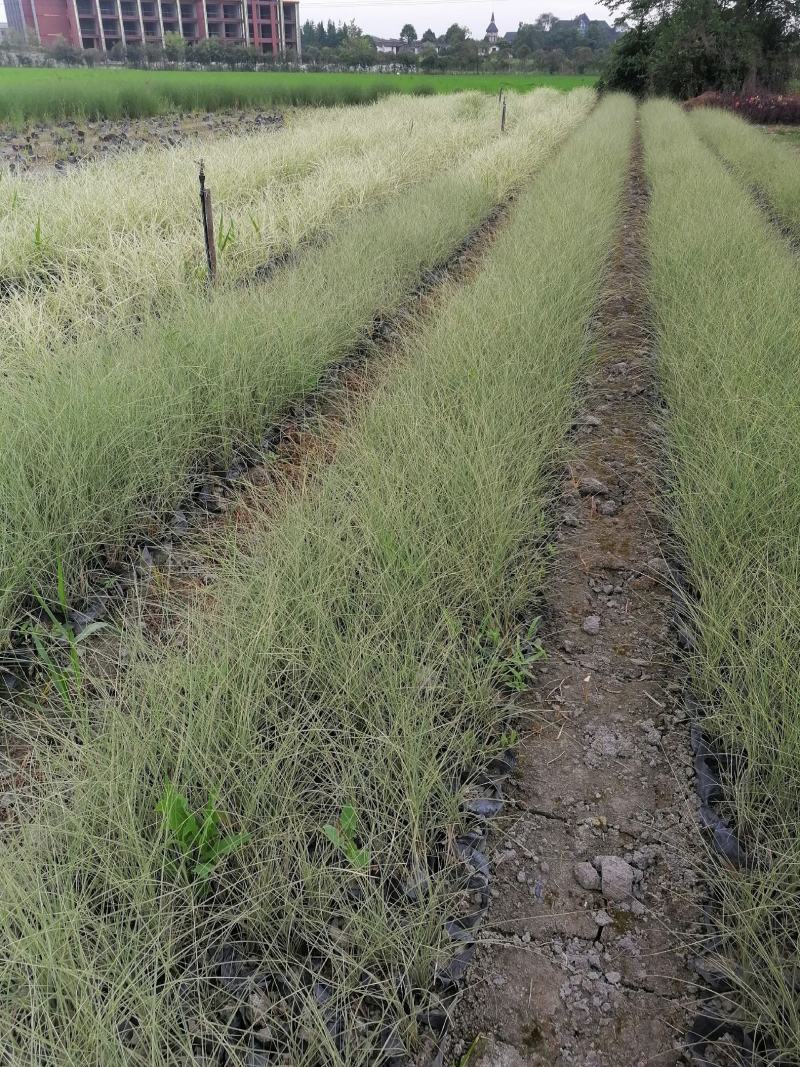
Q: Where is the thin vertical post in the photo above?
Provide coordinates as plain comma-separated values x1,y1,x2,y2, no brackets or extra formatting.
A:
501,93,507,133
198,159,217,284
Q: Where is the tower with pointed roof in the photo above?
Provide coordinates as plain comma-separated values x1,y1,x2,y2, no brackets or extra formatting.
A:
486,11,499,43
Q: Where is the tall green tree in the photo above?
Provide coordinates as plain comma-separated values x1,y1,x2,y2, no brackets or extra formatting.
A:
301,20,318,47
339,32,376,66
574,44,595,71
603,0,800,93
443,23,469,46
400,23,417,42
163,30,186,61
454,37,480,70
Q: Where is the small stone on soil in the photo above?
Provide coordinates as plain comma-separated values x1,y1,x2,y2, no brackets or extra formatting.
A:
582,615,602,636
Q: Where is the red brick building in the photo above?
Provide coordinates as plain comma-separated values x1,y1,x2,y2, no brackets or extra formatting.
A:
4,0,300,54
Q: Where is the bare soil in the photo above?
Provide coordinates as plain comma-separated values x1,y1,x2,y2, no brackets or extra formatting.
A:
0,108,282,173
446,128,702,1067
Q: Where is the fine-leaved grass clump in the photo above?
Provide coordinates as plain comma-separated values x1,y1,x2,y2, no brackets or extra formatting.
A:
690,104,800,237
0,91,522,357
643,98,800,1059
0,88,595,638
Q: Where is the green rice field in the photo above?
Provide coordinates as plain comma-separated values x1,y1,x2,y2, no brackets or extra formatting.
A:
0,67,595,124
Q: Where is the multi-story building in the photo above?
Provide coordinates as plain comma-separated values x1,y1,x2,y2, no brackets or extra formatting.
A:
4,0,300,54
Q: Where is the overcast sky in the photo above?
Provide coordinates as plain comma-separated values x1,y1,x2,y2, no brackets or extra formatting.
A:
300,1,614,39
0,0,615,38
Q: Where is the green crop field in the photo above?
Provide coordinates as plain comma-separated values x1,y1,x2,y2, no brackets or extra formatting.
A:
1,83,799,1065
0,66,595,123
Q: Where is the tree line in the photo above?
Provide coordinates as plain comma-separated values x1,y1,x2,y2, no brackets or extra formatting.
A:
0,29,296,69
600,0,799,96
299,16,615,73
0,17,609,73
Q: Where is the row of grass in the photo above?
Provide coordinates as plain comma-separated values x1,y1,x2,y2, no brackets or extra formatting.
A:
0,90,565,359
690,105,800,239
0,93,635,1065
642,99,800,1058
0,67,595,125
0,89,596,639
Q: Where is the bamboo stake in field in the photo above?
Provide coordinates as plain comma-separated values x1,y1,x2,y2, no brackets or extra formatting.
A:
198,159,217,284
501,94,507,133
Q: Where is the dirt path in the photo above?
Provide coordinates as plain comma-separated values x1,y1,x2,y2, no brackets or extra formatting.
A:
448,125,701,1067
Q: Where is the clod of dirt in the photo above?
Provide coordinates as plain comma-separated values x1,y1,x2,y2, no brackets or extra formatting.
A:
596,855,635,902
647,556,671,580
474,1037,529,1067
574,861,601,891
582,614,602,635
578,476,609,496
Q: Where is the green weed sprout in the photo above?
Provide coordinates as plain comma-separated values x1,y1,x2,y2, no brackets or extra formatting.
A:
478,615,547,692
503,618,548,692
156,783,250,889
323,805,370,870
217,209,235,254
27,559,106,715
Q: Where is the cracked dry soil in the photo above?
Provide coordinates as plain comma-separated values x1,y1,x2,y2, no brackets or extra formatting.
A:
0,108,282,173
448,130,701,1067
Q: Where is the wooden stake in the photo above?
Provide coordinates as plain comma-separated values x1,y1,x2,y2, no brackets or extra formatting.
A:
198,159,217,284
501,95,507,133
